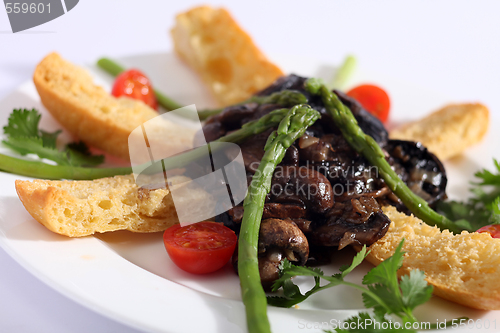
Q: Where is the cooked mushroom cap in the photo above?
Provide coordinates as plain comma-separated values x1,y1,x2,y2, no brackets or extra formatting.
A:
258,218,309,266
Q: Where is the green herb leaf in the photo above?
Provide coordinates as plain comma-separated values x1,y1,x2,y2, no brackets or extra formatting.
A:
362,284,401,318
268,247,369,308
437,159,500,231
340,246,369,277
3,136,69,165
474,159,500,186
362,241,404,289
268,246,369,308
40,129,61,149
400,270,433,310
2,108,104,167
3,109,41,138
489,196,500,214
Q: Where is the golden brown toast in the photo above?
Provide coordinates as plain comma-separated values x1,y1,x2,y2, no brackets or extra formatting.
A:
171,6,284,106
366,206,500,310
390,103,489,160
33,53,195,161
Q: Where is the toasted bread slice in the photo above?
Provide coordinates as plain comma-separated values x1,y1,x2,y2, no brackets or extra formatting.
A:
15,175,211,237
366,206,500,310
171,6,284,106
33,53,195,161
390,103,489,160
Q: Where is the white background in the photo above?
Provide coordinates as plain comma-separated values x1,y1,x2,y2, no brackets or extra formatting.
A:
0,1,499,332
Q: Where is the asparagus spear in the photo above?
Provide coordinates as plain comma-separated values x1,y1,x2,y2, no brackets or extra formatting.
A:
196,90,308,120
0,108,294,179
305,80,461,233
97,58,307,120
238,105,321,333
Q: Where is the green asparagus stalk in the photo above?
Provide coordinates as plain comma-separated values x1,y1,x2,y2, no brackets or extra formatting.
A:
238,105,321,333
328,55,357,91
0,153,131,180
97,58,307,120
0,108,294,179
305,81,461,233
197,90,308,120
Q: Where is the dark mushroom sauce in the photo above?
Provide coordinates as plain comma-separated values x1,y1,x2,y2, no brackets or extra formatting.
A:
210,75,447,287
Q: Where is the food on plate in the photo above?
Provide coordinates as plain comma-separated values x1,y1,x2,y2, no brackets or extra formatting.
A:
10,51,497,331
33,53,195,161
171,5,284,106
15,175,211,237
390,103,489,160
163,221,237,274
1,4,496,332
345,84,390,123
111,69,158,110
6,8,495,327
366,206,500,310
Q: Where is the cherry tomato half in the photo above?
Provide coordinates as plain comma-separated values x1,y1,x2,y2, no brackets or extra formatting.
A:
163,222,237,274
477,224,500,238
346,84,390,123
111,69,158,110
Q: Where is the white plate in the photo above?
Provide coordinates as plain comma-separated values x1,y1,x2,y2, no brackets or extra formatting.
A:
0,52,499,333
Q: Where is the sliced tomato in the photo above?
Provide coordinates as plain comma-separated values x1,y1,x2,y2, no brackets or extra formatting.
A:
163,222,237,274
111,69,158,110
477,224,500,238
346,84,390,123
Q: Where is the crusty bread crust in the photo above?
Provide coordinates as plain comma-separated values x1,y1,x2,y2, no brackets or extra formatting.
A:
171,6,284,106
366,206,500,310
33,53,194,161
390,103,489,161
15,175,184,237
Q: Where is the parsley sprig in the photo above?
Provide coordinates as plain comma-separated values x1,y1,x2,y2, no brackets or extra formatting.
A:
268,240,461,332
437,159,500,231
2,109,104,167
